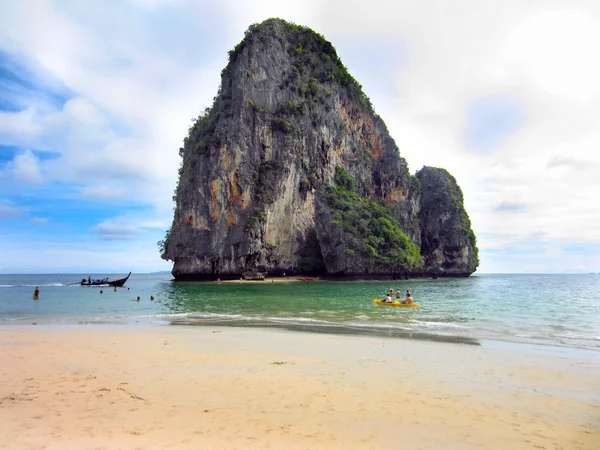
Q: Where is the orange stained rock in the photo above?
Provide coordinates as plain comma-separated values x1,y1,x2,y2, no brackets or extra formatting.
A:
225,207,237,227
210,179,220,221
370,133,383,161
220,145,232,171
228,173,245,208
196,215,210,231
389,187,406,203
182,210,210,230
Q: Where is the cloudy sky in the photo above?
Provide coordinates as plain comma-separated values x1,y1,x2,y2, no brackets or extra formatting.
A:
1,0,599,274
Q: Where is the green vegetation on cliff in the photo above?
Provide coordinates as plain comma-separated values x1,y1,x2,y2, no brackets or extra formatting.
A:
321,166,423,270
228,18,372,110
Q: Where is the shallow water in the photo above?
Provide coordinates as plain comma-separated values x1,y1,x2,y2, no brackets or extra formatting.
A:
1,273,599,350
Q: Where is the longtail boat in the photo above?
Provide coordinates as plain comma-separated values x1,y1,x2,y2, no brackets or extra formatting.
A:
80,272,131,287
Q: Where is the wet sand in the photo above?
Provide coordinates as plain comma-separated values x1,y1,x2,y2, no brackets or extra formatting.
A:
0,325,598,449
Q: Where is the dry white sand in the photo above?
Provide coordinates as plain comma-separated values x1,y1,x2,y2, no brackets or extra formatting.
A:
0,325,598,449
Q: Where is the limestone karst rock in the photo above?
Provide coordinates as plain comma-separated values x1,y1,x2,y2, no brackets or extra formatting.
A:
416,167,479,277
160,18,478,280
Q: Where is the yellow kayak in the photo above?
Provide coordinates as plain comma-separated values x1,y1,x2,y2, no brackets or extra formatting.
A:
373,299,419,307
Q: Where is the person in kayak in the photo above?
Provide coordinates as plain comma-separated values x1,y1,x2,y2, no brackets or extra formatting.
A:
402,290,414,304
383,289,394,303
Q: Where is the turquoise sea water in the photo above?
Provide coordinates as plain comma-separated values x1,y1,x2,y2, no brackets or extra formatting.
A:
1,273,599,350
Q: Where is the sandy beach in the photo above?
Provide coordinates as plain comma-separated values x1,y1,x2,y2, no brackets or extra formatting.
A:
0,325,598,449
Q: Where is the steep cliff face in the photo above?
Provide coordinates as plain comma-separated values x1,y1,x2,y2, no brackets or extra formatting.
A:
161,18,477,279
416,167,479,276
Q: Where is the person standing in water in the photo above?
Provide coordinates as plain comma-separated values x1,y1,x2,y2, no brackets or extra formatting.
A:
33,287,40,299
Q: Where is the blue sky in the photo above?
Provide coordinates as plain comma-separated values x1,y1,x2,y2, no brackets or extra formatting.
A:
1,0,600,274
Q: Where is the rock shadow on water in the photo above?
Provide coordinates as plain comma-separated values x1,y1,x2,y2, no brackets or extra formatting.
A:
169,318,480,346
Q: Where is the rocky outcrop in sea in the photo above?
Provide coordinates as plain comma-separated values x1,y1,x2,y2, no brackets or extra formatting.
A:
160,18,478,280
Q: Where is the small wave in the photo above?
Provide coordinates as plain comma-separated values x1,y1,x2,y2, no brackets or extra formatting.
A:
178,312,244,320
127,314,172,319
417,316,472,323
411,320,470,329
549,324,572,331
344,321,413,332
155,312,194,318
354,314,370,320
554,333,600,342
266,317,332,324
349,320,461,337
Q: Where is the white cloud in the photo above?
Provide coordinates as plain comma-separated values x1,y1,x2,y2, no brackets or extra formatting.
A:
29,217,49,225
0,202,25,217
0,0,225,205
78,184,128,201
90,209,171,243
124,0,183,7
7,150,44,184
502,10,600,103
0,238,173,273
92,220,143,241
0,109,42,147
